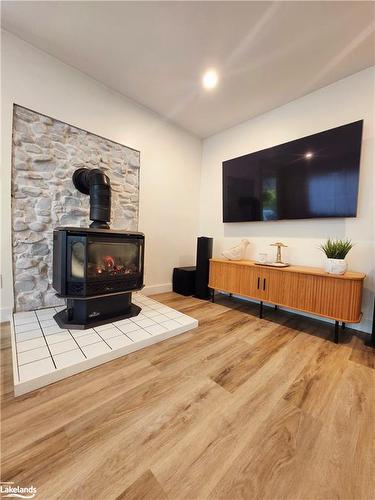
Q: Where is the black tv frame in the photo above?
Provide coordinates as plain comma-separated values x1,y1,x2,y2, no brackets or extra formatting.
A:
222,120,363,223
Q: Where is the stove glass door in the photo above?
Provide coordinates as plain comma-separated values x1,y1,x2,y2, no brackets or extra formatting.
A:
87,240,142,280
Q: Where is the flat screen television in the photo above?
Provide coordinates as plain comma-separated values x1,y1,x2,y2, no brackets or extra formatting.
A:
222,120,363,222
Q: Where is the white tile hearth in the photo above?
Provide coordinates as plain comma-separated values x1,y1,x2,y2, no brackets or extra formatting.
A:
10,293,198,396
54,350,86,369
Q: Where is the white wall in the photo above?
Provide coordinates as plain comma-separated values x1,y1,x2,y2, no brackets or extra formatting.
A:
199,67,375,333
1,31,202,320
2,31,374,333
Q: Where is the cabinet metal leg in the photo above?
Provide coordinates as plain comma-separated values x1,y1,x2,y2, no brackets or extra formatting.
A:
334,320,339,344
274,305,278,310
229,293,232,298
342,322,345,330
259,301,263,319
211,289,215,303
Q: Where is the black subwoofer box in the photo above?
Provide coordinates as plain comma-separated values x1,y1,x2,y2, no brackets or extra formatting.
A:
173,266,196,296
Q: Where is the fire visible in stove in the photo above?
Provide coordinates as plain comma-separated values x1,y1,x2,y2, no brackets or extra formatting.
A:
87,241,139,279
93,254,137,277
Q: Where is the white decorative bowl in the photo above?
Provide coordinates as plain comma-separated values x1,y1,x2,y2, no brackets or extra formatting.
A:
324,258,347,275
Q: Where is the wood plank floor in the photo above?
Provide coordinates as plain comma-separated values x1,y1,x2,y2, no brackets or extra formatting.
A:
1,293,374,500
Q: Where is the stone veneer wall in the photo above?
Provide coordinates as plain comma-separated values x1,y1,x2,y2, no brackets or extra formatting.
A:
11,105,140,312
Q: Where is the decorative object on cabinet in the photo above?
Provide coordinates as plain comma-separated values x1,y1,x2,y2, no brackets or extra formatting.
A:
222,239,250,261
257,253,268,264
320,238,354,275
208,258,365,344
271,242,288,264
255,242,289,267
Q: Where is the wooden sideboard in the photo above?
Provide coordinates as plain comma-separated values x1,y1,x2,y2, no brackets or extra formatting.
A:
208,258,366,343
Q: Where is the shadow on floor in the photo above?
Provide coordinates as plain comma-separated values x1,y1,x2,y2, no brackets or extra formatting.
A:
212,292,358,345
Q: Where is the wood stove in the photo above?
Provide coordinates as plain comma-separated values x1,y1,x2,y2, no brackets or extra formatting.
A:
52,168,144,329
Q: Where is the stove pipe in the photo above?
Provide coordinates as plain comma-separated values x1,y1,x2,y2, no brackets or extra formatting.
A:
72,167,111,229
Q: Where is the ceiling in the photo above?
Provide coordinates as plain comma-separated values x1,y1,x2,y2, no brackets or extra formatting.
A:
2,1,375,138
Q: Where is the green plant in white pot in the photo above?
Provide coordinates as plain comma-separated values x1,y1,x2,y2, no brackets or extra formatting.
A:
320,238,354,275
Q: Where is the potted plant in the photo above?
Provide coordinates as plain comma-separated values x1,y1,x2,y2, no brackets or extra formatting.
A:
320,238,354,275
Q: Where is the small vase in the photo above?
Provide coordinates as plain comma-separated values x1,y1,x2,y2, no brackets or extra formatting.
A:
324,258,347,275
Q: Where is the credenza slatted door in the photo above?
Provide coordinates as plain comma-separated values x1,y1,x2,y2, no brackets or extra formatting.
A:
209,259,364,324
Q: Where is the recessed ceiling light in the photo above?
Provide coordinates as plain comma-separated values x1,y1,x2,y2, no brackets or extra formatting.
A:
202,69,218,90
305,152,314,159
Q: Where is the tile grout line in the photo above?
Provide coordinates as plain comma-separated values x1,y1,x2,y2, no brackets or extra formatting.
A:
126,303,190,332
136,313,184,330
116,303,168,336
18,323,191,367
19,338,118,367
15,301,193,365
17,343,52,354
53,301,87,360
15,325,42,334
32,335,76,347
110,322,136,343
13,298,197,387
18,345,89,368
66,330,93,340
35,313,57,369
19,354,55,367
66,330,88,360
92,328,114,350
16,333,71,352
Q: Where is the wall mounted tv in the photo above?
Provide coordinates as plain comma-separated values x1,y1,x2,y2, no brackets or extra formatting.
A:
222,120,363,222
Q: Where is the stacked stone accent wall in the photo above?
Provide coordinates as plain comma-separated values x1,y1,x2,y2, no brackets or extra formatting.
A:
11,105,140,312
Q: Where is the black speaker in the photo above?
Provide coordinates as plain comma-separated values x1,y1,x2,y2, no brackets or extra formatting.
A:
365,296,375,348
195,236,213,299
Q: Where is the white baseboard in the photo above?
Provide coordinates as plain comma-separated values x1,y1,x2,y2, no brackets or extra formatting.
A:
0,307,13,324
142,283,172,296
351,318,372,334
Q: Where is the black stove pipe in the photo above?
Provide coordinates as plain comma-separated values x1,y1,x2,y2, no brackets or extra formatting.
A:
72,168,111,229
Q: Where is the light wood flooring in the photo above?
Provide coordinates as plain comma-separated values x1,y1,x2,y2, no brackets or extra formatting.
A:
1,293,374,500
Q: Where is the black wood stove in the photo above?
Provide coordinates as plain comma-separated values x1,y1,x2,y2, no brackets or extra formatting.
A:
53,168,144,329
